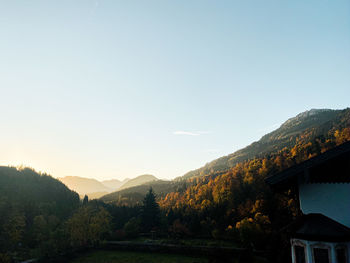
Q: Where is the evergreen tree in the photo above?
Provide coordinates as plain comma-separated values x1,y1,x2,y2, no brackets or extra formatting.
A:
82,195,89,205
141,188,160,232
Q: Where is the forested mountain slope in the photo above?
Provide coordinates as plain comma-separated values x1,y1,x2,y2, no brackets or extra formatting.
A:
101,180,179,205
178,108,347,180
0,167,80,217
142,108,349,262
0,167,80,252
101,108,350,207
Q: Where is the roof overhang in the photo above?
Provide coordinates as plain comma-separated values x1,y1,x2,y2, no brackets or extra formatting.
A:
291,213,350,242
265,141,350,190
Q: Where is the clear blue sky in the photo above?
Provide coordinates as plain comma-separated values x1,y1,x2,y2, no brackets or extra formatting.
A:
1,0,349,180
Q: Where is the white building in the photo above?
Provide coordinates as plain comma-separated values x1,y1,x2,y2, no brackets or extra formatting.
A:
266,141,350,263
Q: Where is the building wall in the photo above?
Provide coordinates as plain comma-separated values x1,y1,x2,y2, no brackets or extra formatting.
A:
299,183,350,227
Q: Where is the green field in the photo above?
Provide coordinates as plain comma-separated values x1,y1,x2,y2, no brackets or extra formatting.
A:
69,250,209,263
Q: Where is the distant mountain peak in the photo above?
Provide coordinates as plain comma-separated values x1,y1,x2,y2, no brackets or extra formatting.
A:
58,176,112,196
101,178,131,191
58,174,157,199
281,109,334,129
118,174,158,190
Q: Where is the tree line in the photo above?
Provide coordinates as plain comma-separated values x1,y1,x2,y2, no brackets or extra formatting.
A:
0,166,163,262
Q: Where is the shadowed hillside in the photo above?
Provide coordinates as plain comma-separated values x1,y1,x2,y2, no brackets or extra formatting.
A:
0,167,80,218
101,180,179,205
0,167,80,254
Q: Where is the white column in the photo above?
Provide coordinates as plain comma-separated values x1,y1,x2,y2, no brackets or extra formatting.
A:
291,241,295,263
306,242,313,263
331,243,337,263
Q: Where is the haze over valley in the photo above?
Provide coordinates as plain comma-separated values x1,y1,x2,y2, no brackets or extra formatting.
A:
59,174,158,199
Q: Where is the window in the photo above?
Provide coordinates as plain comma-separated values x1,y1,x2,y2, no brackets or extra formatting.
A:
294,245,306,263
336,247,347,263
313,248,329,263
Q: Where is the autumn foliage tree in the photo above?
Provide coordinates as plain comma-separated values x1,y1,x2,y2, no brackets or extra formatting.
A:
159,126,350,251
67,205,111,247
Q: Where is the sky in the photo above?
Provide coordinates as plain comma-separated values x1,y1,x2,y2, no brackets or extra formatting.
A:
0,0,349,181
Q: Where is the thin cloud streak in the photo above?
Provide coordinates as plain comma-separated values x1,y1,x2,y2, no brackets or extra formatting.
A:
173,131,200,136
173,131,211,136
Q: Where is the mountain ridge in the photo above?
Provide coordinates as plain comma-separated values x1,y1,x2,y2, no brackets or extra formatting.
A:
59,174,157,199
118,174,158,191
100,108,349,205
177,108,343,180
58,176,112,196
102,178,130,190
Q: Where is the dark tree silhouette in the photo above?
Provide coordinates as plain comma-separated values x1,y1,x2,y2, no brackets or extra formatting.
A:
82,195,89,205
141,188,160,232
